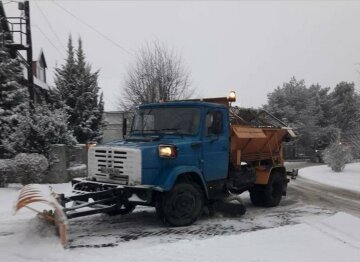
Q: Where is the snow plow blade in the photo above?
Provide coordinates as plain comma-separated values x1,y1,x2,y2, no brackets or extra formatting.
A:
14,184,69,247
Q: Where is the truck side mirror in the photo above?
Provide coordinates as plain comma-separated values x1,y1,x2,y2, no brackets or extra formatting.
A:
123,118,127,138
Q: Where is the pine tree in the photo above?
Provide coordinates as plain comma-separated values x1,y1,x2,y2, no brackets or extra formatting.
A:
55,36,104,143
54,35,77,115
328,82,360,133
0,33,29,158
264,77,335,156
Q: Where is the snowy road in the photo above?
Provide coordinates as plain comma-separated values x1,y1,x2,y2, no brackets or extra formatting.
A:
289,177,360,217
0,163,360,253
62,162,360,249
0,180,337,250
1,162,360,262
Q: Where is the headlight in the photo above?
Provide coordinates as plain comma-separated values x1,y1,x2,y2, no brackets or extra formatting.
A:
159,145,177,158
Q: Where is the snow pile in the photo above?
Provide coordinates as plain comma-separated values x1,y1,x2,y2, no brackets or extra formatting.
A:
67,164,87,178
299,163,360,192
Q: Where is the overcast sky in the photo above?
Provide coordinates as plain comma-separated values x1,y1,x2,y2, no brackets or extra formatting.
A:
4,0,360,110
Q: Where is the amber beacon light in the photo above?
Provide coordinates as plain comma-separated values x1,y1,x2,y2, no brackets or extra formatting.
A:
228,91,236,102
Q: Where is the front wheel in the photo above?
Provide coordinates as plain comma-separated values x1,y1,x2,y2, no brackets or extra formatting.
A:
156,182,204,227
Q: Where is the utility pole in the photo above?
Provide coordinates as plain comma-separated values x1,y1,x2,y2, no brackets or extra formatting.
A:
24,0,34,102
3,1,35,103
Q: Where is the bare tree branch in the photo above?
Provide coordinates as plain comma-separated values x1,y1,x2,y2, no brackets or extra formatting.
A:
119,41,193,110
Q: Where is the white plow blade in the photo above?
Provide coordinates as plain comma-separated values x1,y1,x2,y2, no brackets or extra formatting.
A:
14,184,69,247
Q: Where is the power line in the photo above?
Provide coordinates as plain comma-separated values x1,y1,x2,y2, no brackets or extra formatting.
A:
34,0,66,51
51,0,134,56
32,24,65,58
3,1,19,5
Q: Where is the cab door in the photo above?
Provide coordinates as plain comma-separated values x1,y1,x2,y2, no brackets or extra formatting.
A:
201,109,229,181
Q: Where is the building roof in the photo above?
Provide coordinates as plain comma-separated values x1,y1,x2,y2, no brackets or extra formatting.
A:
36,49,47,68
0,1,13,41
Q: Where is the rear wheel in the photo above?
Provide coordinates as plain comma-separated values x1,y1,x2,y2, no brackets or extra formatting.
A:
249,172,284,207
249,186,265,206
156,182,204,227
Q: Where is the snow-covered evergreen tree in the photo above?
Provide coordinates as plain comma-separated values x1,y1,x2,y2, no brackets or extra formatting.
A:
54,35,78,113
328,82,360,133
265,77,360,159
264,77,333,156
55,36,104,143
0,33,29,158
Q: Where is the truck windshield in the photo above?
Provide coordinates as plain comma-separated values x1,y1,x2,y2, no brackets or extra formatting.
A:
131,107,201,136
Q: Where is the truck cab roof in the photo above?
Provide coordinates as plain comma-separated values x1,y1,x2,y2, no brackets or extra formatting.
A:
139,101,228,110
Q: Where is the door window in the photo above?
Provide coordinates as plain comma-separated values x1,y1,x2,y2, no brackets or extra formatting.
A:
205,111,223,136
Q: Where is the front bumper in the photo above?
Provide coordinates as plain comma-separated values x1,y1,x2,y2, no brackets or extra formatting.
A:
68,178,161,208
53,178,163,220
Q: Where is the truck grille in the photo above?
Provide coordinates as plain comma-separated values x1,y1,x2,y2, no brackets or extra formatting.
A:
88,147,142,185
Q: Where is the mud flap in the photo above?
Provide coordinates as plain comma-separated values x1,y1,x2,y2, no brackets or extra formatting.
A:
287,168,298,180
14,184,69,247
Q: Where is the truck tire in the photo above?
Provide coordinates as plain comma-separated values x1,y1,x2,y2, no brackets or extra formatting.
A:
249,172,283,207
249,186,265,206
106,203,136,216
156,182,204,227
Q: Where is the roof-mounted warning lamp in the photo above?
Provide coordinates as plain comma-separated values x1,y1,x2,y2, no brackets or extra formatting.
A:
228,91,236,102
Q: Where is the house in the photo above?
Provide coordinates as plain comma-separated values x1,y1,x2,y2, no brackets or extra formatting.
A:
32,49,51,103
102,111,134,143
1,2,50,104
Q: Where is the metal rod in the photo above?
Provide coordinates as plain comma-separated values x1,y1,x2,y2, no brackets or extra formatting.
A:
63,197,117,211
24,0,34,103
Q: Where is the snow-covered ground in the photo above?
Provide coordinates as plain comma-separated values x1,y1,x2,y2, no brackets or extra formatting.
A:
1,163,360,261
299,162,360,192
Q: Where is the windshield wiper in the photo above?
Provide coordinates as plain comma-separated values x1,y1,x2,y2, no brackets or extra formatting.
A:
131,129,160,133
160,128,179,132
131,128,184,135
159,128,186,136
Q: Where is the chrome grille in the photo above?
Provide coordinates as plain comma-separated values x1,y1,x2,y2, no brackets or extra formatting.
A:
93,149,129,184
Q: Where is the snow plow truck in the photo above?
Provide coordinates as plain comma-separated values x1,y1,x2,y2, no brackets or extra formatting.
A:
15,92,297,247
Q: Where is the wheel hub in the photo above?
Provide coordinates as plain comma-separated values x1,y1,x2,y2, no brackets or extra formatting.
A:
172,192,196,217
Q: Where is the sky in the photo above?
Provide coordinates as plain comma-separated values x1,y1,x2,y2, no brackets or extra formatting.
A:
3,0,360,111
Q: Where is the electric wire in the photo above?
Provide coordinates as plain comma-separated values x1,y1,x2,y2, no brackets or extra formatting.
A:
2,1,19,5
33,0,66,51
32,24,65,58
51,0,134,56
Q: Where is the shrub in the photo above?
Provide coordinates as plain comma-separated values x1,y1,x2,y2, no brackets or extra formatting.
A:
14,153,49,185
0,159,15,187
322,142,353,172
12,105,77,160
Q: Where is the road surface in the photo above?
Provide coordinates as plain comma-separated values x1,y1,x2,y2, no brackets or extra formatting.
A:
2,162,358,249
285,162,360,217
54,162,357,248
